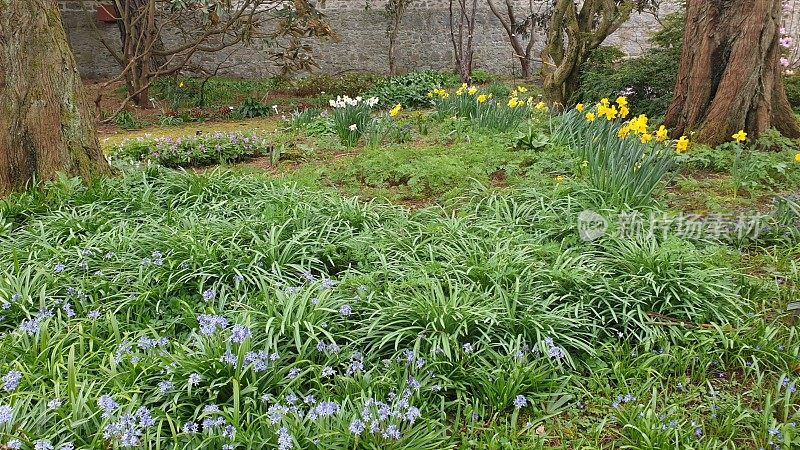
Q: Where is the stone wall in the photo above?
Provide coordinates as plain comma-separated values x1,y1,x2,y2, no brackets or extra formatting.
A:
60,0,681,80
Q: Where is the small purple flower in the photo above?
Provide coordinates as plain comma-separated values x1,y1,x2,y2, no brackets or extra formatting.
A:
87,309,101,320
0,405,13,424
183,421,199,433
188,373,201,386
463,343,474,354
62,303,75,318
321,278,334,289
34,440,53,450
349,418,365,435
339,304,352,317
97,394,118,417
277,427,293,450
7,439,22,450
158,380,174,393
382,424,401,440
47,399,62,410
220,350,237,366
287,368,301,379
229,325,251,344
513,394,527,408
54,263,65,273
3,370,22,392
202,289,216,301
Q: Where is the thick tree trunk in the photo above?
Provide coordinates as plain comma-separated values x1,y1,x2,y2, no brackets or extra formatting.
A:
0,0,113,196
664,0,800,145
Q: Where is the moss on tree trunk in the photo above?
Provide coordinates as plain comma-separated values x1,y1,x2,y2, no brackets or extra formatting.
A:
664,0,800,145
0,0,113,196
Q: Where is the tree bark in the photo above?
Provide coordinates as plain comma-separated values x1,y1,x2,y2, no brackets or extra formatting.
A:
0,0,113,197
664,0,800,145
541,0,634,105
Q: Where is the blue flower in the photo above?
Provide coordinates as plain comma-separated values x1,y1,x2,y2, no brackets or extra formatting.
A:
339,304,352,316
19,317,41,335
202,289,216,301
3,371,21,392
97,394,118,417
513,395,527,408
54,263,65,273
188,373,201,386
277,427,293,450
34,440,53,450
183,421,199,433
7,440,22,450
0,405,13,424
229,325,251,344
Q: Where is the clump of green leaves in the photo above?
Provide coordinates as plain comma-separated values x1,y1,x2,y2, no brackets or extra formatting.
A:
554,105,676,208
364,70,459,107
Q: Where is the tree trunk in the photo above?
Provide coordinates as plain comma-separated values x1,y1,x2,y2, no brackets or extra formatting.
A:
664,0,800,145
487,0,536,80
541,0,634,105
0,0,113,197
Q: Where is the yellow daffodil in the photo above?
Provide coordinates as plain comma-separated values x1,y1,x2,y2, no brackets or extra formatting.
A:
600,98,610,107
535,101,548,111
655,125,668,142
467,86,478,96
618,125,631,139
604,105,618,121
640,133,653,144
732,130,747,143
516,86,528,93
477,94,489,103
795,152,800,163
616,96,628,107
389,103,402,117
629,115,649,134
619,105,630,119
555,175,564,183
585,112,596,122
179,81,185,88
508,97,521,108
576,103,585,112
676,136,689,153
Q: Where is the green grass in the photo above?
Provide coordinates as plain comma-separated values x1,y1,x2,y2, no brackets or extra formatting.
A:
3,103,800,449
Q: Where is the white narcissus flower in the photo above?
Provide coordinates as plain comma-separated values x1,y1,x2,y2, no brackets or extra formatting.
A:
349,124,358,131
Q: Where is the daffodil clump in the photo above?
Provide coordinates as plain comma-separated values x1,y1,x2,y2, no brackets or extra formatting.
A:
427,84,545,132
554,96,679,207
329,95,380,147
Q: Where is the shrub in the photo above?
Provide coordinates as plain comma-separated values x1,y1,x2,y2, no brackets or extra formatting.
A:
577,12,684,118
289,72,383,98
151,76,280,108
235,97,272,118
364,70,459,107
111,132,271,167
112,110,144,129
786,75,800,112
